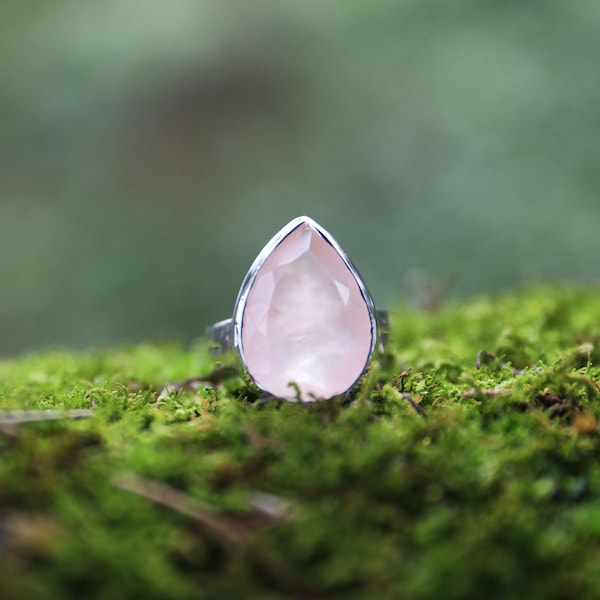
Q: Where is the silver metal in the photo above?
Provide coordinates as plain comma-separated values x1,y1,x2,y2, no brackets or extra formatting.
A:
209,308,389,356
208,216,389,400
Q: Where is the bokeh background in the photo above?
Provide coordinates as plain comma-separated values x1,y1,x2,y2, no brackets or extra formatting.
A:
2,0,599,357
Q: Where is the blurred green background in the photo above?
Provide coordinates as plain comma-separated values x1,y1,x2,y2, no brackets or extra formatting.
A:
2,0,599,356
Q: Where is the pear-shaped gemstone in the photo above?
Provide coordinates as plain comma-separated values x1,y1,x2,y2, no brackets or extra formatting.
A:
238,217,374,401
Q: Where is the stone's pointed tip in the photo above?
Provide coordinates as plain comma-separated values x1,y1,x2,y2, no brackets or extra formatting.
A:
288,215,320,229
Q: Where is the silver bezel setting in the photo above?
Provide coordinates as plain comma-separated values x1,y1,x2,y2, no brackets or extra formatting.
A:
222,216,383,402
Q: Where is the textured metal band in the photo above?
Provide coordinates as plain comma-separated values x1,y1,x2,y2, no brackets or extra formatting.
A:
208,309,389,356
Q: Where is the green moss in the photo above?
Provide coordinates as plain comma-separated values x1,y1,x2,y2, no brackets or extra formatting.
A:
1,285,600,599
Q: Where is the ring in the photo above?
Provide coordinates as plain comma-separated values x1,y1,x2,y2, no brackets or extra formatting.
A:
208,216,388,402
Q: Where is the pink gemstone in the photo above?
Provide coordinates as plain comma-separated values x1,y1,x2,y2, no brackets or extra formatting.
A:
238,217,374,401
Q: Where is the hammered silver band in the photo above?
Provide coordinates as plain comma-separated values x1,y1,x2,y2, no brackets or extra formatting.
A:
209,309,389,356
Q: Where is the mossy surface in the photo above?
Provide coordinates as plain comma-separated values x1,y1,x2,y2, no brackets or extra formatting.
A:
1,286,600,599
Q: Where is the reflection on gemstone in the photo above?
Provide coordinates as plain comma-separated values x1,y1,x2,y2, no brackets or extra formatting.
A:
239,218,373,401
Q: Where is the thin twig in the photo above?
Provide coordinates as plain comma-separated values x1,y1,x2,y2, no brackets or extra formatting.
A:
461,387,510,399
0,409,94,425
399,392,426,416
249,491,292,521
114,472,246,546
386,384,426,416
156,367,239,400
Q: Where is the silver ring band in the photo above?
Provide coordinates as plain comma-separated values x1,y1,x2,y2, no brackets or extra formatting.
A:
209,309,390,356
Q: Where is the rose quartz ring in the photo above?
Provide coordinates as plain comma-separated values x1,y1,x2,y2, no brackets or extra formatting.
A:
210,216,388,402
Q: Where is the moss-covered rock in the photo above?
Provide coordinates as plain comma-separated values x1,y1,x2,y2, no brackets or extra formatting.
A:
1,286,600,599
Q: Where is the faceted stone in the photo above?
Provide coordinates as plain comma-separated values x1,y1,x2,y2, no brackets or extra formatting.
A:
239,218,373,401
